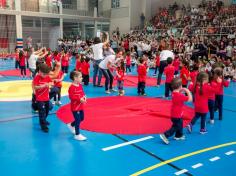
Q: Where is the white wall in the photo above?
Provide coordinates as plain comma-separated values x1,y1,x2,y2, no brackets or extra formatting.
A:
49,26,60,50
130,0,142,29
110,17,130,34
77,0,88,11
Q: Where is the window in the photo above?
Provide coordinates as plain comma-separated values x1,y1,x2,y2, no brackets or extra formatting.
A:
111,0,120,8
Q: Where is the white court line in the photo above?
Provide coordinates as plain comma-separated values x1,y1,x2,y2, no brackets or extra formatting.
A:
209,156,220,162
175,169,188,175
192,163,203,169
225,150,235,155
102,136,154,151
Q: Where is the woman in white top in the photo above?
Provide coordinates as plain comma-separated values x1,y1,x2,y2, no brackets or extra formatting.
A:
91,32,109,87
99,50,123,94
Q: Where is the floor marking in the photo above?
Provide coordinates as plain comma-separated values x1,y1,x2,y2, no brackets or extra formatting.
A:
102,136,153,151
175,169,188,175
114,134,193,176
209,156,220,162
225,150,235,155
191,163,203,169
130,141,236,176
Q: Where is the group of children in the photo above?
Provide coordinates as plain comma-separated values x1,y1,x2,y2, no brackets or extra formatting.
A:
160,55,230,145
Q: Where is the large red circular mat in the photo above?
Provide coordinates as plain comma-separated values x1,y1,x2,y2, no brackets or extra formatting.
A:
56,96,194,135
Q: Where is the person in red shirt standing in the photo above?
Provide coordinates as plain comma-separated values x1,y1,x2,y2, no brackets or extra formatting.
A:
67,71,87,141
32,64,52,132
125,52,131,73
61,50,70,74
80,57,90,86
187,72,214,134
19,50,27,78
160,78,192,145
137,58,147,96
75,54,82,71
212,67,230,120
180,59,190,87
164,57,175,98
53,69,64,105
14,48,20,69
173,56,180,77
116,60,125,96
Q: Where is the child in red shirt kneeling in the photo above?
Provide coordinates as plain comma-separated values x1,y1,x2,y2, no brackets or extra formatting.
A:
160,78,192,144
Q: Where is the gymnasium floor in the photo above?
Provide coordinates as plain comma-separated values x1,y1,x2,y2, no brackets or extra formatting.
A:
0,58,236,176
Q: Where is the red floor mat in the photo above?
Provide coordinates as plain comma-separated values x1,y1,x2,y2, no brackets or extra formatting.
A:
0,69,30,77
56,96,194,135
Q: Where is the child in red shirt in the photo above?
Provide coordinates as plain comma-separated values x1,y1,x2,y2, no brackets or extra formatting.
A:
53,69,64,105
173,56,180,76
187,72,214,134
32,64,52,133
67,71,87,141
160,77,192,144
153,53,160,76
116,60,125,96
19,50,26,78
137,58,147,96
212,67,230,120
164,57,175,98
180,60,190,87
75,54,82,71
80,57,90,86
61,51,70,74
125,52,131,73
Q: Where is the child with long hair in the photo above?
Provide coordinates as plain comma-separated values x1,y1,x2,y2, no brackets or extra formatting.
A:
80,57,90,86
19,50,27,78
213,67,230,120
67,71,87,141
125,52,131,73
187,71,214,134
160,77,192,144
116,60,125,96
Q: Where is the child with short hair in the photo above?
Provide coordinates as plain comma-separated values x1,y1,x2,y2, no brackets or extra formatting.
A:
164,57,175,98
53,68,64,105
180,59,190,87
32,63,52,132
137,58,147,96
67,71,87,141
80,57,90,86
187,71,214,134
160,77,192,144
116,60,125,96
125,52,131,73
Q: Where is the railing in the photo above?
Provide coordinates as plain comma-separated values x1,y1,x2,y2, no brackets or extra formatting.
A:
98,10,111,18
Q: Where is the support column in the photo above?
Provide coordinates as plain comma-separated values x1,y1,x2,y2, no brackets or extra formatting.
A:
94,20,98,38
59,3,63,39
15,0,23,49
81,22,85,40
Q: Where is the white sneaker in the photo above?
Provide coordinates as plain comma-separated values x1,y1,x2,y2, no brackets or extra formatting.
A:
105,90,111,94
110,88,117,92
174,135,186,140
210,120,214,124
67,124,75,134
160,134,169,144
52,101,56,105
57,101,62,105
74,134,87,141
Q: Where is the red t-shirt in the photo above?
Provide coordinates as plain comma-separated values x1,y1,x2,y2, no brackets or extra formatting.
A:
68,83,85,111
54,55,61,62
213,79,230,95
81,62,90,75
126,56,131,66
155,55,160,67
116,69,125,81
137,64,147,82
164,65,175,83
194,83,212,113
190,71,198,84
75,60,81,71
33,75,52,101
188,82,194,92
54,71,64,88
180,66,190,85
45,55,52,68
208,82,218,100
61,55,69,66
173,58,180,71
19,56,26,66
171,91,188,118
